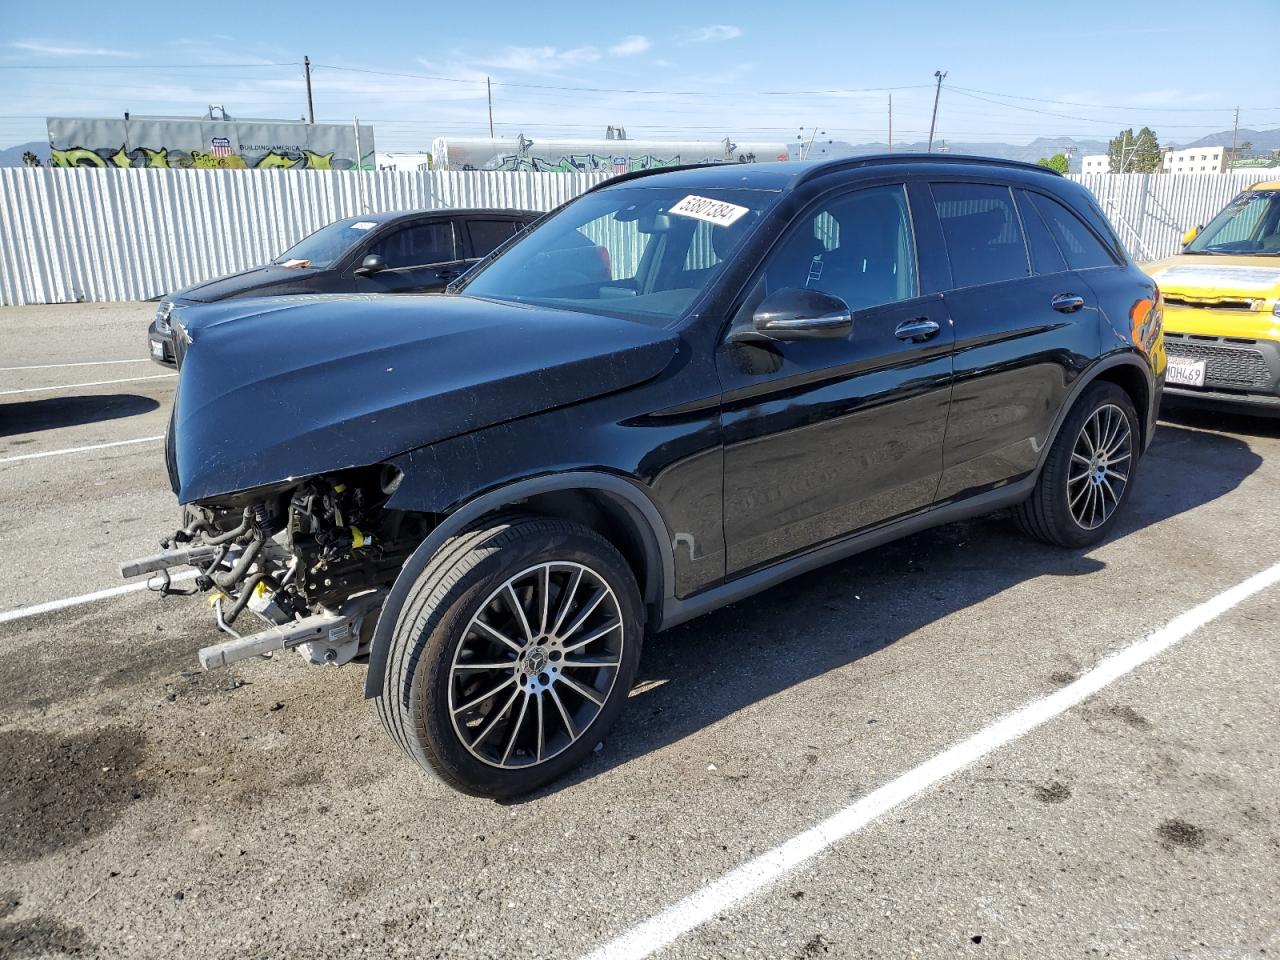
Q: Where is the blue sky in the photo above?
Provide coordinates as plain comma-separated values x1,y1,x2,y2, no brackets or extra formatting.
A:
2,0,1277,152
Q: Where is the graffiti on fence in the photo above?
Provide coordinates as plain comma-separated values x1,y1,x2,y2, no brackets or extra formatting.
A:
432,136,786,173
473,152,684,174
47,118,373,170
48,145,344,170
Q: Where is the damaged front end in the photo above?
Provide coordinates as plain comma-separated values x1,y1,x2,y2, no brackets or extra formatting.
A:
122,291,678,677
121,465,429,671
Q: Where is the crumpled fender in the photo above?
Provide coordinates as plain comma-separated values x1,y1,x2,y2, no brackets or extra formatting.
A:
169,293,679,503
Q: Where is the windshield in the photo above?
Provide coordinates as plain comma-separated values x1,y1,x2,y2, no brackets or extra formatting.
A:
274,218,381,268
457,185,780,325
1187,190,1280,255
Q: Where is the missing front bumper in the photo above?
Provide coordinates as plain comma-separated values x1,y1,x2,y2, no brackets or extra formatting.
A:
197,591,385,670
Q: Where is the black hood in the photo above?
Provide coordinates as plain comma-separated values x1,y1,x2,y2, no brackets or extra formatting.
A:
174,264,315,302
169,294,679,503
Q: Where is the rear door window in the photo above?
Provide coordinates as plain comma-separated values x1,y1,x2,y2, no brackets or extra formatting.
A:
1014,190,1068,275
930,182,1030,288
370,221,455,268
466,219,518,258
1027,193,1117,270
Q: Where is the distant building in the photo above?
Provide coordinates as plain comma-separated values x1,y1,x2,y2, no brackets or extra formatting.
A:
1162,146,1227,174
1227,151,1280,171
1080,154,1109,175
376,152,433,172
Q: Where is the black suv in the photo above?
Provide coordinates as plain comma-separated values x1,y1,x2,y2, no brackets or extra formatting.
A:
123,155,1164,797
147,207,539,364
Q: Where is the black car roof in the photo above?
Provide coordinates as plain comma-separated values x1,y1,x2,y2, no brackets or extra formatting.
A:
592,153,1063,194
330,207,540,228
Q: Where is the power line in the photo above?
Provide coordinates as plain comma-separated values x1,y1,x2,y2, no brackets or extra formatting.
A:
948,84,1280,113
312,63,933,98
0,62,299,70
946,88,1243,129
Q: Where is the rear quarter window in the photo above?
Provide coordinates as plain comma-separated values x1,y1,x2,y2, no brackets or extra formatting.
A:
930,182,1030,288
1014,190,1068,275
1027,193,1117,270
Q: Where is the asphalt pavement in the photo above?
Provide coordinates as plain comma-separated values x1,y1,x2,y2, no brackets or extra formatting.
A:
1,301,1277,959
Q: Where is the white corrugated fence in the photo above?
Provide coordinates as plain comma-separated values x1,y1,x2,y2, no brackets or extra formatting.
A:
0,166,1276,307
0,167,608,306
1074,171,1277,262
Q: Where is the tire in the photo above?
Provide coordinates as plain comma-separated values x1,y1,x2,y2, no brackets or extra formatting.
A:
374,514,644,798
1014,381,1140,549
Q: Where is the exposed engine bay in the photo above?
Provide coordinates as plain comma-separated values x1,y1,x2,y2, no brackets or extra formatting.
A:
120,466,429,671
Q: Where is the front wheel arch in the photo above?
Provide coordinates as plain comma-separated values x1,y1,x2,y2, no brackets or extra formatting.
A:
362,472,672,698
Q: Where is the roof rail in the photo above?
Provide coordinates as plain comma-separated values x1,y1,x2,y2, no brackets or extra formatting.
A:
793,152,1063,186
583,162,719,193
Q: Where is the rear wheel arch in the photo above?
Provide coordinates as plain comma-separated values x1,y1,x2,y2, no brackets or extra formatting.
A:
363,472,672,698
1089,362,1151,450
1037,352,1154,473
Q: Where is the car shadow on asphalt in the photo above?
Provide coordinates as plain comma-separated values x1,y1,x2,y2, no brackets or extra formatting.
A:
1159,399,1280,440
0,394,160,438
524,422,1264,800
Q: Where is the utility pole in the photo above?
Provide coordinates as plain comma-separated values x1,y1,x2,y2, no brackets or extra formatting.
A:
927,70,947,153
353,117,368,208
304,56,315,124
1230,106,1239,164
804,126,820,160
888,93,893,153
487,77,494,139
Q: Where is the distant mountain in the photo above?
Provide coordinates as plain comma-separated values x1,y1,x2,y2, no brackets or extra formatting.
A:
0,140,50,167
1176,128,1280,152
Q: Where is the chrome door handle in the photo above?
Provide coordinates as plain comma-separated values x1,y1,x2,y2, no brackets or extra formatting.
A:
894,318,941,342
1051,293,1086,313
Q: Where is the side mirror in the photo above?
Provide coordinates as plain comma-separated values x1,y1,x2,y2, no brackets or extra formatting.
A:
1181,225,1201,248
732,287,853,342
355,253,387,276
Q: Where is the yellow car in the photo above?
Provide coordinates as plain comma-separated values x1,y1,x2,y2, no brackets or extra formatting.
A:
1142,180,1280,410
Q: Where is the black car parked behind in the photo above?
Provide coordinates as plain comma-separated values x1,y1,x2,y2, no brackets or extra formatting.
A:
148,206,539,364
124,155,1164,797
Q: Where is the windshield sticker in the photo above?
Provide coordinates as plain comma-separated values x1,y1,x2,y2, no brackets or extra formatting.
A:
668,195,750,227
351,221,377,231
1156,265,1280,292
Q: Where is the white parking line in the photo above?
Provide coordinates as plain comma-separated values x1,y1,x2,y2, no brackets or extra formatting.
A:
581,559,1280,960
0,358,152,372
0,571,199,626
0,373,176,396
0,435,164,464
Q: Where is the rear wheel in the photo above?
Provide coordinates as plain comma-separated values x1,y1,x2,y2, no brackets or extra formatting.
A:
1015,381,1140,548
375,515,643,798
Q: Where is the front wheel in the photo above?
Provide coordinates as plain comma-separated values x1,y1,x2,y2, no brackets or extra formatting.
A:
376,515,643,798
1014,381,1141,548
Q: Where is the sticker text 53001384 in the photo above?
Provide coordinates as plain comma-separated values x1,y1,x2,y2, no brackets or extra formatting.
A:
668,195,751,227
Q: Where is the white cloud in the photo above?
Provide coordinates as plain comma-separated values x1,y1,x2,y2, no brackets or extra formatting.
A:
610,35,651,57
10,39,139,58
476,45,602,73
676,24,743,44
435,34,648,78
